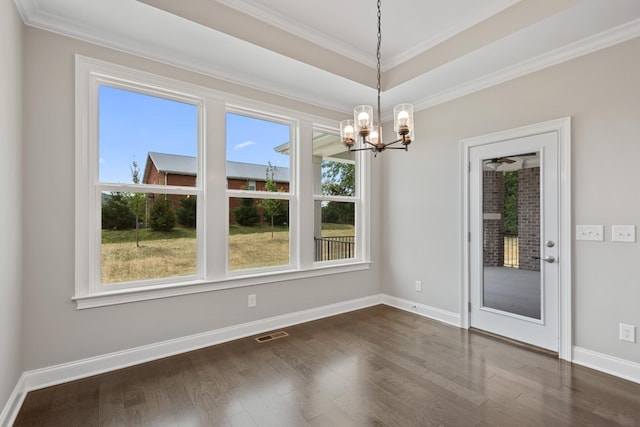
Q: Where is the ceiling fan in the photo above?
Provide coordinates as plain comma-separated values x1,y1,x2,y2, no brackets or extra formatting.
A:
484,152,537,170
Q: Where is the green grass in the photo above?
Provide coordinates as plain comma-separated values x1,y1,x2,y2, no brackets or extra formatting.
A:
101,223,354,283
321,223,354,231
228,224,289,235
102,227,196,244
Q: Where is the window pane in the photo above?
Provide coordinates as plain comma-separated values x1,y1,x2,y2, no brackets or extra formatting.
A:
313,130,355,196
101,192,197,284
226,113,291,192
99,86,198,185
229,197,290,271
314,201,355,262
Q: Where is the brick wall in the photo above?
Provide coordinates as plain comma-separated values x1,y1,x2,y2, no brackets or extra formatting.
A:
228,179,290,224
483,171,504,267
518,167,540,272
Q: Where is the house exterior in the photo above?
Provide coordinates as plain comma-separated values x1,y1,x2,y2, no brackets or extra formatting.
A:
142,151,290,224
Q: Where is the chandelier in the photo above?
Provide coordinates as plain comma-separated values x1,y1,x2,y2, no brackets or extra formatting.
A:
340,0,414,156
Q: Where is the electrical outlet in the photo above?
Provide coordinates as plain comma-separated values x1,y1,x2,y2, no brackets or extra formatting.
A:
619,323,636,343
248,294,256,308
415,280,422,292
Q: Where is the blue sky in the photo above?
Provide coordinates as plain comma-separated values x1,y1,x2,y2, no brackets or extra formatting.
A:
99,86,290,184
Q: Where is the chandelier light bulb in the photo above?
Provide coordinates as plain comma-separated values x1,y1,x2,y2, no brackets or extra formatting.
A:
397,110,409,126
370,124,381,145
344,124,354,138
370,130,379,145
357,111,370,128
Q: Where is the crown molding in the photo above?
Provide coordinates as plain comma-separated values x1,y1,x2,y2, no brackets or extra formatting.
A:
413,18,640,112
217,0,374,68
383,0,521,70
15,1,640,117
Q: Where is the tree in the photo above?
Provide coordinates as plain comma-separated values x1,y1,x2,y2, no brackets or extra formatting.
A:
321,161,355,224
129,160,146,247
102,192,135,230
503,171,518,235
177,196,197,228
321,161,355,196
149,196,176,231
260,162,287,238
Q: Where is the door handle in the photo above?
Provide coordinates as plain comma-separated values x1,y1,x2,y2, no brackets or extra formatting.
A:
533,255,555,263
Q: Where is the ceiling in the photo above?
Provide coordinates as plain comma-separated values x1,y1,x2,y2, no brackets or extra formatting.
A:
15,0,640,117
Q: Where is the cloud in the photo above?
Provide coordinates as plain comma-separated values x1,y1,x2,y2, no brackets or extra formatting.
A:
234,140,256,150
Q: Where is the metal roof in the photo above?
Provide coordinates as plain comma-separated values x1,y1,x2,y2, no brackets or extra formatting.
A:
144,152,289,183
148,152,197,176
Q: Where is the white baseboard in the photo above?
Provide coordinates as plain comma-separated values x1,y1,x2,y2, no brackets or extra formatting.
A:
572,346,640,385
381,294,461,327
0,374,26,427
22,294,382,393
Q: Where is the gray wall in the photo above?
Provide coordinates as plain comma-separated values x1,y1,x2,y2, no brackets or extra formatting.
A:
0,0,23,411
21,27,382,371
382,37,640,364
10,9,640,398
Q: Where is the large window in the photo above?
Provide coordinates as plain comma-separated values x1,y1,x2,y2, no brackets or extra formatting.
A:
226,112,293,272
98,86,200,285
74,56,367,308
313,129,358,262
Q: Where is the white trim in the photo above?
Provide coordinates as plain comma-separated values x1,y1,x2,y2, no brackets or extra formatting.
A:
0,374,26,427
573,346,640,385
460,117,572,361
381,294,461,327
73,262,371,309
415,19,640,112
23,295,382,393
19,2,640,115
74,55,368,309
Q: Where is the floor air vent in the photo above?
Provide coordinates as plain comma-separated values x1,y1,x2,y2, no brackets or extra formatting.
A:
255,331,289,343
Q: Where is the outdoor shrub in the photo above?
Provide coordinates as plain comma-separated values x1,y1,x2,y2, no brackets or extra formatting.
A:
322,201,354,224
177,196,197,228
234,198,259,226
149,196,176,231
102,192,135,229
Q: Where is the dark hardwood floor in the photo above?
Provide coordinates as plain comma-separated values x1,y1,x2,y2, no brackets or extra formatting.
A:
15,305,640,426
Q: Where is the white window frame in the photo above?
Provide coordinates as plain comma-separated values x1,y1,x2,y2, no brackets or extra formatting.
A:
225,107,297,275
74,56,370,309
312,127,362,265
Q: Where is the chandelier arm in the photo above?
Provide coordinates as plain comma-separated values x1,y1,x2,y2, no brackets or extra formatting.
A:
348,146,378,152
363,140,378,147
382,138,404,147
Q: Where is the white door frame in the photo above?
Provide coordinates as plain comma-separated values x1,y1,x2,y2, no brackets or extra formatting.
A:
460,117,572,361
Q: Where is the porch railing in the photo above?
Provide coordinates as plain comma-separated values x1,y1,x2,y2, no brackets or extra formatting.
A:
504,233,519,268
314,236,355,262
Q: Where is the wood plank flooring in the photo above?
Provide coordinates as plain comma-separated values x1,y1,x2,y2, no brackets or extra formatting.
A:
14,305,640,426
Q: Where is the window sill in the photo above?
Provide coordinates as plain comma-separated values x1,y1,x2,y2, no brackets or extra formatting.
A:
72,261,371,309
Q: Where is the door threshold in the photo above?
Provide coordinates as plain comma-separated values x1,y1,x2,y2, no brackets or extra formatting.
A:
470,327,558,358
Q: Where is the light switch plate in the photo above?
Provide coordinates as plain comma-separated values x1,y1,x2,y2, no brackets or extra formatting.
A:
612,225,636,243
576,225,604,241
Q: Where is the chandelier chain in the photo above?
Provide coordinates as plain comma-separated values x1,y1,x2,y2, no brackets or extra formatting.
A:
376,0,382,137
339,0,413,155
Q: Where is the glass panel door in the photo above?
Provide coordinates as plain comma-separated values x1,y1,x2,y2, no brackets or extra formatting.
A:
481,153,541,319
